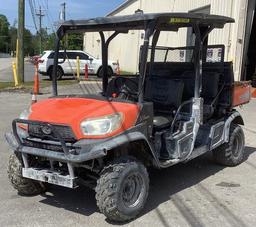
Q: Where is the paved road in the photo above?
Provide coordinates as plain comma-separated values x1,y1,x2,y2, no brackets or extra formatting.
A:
0,58,36,82
0,88,256,227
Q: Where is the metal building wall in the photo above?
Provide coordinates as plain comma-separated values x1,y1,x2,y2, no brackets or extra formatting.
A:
83,0,247,79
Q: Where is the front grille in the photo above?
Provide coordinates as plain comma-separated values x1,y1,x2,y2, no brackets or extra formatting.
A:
28,123,76,142
23,138,64,152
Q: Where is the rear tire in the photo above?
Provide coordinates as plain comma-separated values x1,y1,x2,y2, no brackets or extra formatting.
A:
7,153,46,196
213,123,245,166
97,67,113,78
48,66,64,80
95,157,149,222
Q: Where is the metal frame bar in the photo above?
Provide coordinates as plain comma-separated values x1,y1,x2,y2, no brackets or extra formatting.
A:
138,21,156,103
148,30,160,80
147,44,225,63
52,38,61,96
12,119,76,177
193,24,214,98
99,31,120,95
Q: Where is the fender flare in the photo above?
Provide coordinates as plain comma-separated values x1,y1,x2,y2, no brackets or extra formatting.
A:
76,131,158,161
224,111,244,142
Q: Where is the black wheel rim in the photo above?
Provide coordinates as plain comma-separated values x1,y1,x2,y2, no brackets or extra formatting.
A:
121,173,144,208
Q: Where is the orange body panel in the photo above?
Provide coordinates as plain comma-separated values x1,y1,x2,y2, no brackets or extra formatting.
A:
29,98,139,139
232,81,251,107
252,87,256,98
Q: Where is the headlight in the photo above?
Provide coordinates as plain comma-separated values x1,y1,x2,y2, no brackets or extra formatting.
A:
81,113,123,136
17,108,31,138
19,108,31,120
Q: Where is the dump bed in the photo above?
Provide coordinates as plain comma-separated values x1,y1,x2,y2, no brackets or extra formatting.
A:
232,81,251,107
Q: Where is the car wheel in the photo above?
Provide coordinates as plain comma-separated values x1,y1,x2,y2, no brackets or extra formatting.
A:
95,156,149,222
48,67,64,80
47,67,53,80
97,67,113,78
213,123,245,166
56,67,64,80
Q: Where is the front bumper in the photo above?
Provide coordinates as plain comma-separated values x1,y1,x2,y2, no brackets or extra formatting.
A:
6,119,151,188
22,167,77,188
38,70,47,75
5,131,107,164
6,119,145,164
6,119,149,189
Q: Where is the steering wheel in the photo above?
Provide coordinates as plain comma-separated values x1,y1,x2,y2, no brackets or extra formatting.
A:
113,77,138,100
118,84,138,100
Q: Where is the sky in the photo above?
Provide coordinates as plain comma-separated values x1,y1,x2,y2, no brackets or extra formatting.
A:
0,0,125,34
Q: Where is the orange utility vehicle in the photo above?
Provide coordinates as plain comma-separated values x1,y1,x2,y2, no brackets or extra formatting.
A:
6,13,251,222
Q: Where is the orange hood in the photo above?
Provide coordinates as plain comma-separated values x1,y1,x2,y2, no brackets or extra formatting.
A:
29,98,139,139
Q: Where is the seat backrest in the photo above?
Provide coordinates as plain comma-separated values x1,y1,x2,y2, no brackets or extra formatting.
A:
182,71,221,103
145,78,184,114
202,72,220,103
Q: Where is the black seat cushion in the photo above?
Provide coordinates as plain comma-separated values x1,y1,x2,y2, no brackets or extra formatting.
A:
153,115,173,131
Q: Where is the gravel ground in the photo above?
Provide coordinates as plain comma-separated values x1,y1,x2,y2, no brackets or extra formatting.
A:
0,85,256,227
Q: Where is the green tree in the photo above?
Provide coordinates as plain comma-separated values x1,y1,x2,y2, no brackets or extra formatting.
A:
66,33,83,50
0,14,10,52
44,32,56,50
8,26,34,56
8,26,17,54
24,28,33,56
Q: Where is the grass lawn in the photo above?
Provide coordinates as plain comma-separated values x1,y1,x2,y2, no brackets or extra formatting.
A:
0,79,78,91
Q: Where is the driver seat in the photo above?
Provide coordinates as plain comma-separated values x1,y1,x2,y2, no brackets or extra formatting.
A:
144,78,184,130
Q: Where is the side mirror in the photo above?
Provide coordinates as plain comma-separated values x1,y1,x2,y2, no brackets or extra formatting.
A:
89,58,93,63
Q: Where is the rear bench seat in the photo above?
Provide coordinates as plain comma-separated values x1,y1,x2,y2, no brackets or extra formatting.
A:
146,62,222,121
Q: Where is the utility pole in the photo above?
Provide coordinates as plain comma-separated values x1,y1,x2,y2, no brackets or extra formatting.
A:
36,6,45,54
60,2,67,47
60,2,66,21
17,0,25,84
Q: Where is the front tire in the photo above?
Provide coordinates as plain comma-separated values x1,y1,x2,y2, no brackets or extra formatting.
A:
7,153,46,196
213,123,245,166
95,157,149,222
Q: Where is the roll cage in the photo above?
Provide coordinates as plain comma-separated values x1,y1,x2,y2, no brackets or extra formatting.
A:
52,13,234,101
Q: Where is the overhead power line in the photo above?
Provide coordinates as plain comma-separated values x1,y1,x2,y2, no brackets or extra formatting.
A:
36,6,45,53
28,0,38,32
40,0,56,33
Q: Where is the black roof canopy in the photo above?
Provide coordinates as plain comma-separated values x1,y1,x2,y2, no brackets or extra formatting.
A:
57,12,234,38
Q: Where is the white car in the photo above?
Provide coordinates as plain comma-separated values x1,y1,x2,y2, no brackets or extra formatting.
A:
38,50,118,80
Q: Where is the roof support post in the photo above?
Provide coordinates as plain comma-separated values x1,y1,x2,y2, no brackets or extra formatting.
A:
99,31,119,95
193,24,214,98
193,24,203,99
138,22,156,103
52,37,61,96
148,30,160,78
